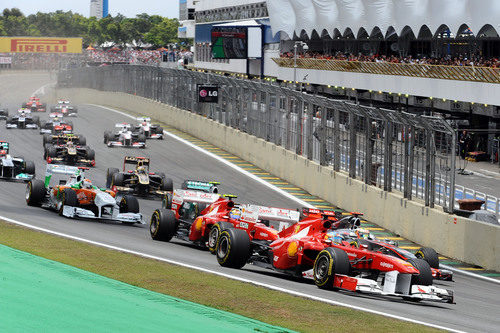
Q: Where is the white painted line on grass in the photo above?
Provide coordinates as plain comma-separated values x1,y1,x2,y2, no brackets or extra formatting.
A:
0,214,464,333
90,103,500,286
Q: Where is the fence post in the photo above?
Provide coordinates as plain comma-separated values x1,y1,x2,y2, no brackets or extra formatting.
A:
365,115,373,184
348,111,356,178
296,97,304,155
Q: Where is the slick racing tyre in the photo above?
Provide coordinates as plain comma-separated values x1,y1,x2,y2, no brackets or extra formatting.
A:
104,131,112,144
26,179,46,206
23,160,35,175
161,177,173,192
150,209,177,241
58,188,78,216
415,247,439,269
216,228,251,269
161,193,172,209
106,168,119,188
112,172,125,187
78,135,86,146
120,195,139,213
313,247,351,290
408,258,433,286
138,134,146,143
208,221,233,254
85,148,95,161
43,133,52,146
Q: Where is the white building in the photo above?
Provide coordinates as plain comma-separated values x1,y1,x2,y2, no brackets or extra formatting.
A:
90,0,109,19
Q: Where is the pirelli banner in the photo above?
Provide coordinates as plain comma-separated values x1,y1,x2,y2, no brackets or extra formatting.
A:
0,37,83,54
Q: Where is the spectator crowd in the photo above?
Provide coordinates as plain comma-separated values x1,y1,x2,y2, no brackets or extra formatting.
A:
0,48,194,70
281,51,500,68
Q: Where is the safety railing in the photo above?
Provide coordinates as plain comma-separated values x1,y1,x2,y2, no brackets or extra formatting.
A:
273,58,500,84
59,65,459,213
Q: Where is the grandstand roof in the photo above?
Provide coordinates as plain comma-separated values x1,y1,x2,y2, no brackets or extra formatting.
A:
267,0,500,39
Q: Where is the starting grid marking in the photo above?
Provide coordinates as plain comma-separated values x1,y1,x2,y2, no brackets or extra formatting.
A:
94,104,500,281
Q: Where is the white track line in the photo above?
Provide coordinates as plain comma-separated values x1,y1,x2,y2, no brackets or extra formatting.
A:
90,104,500,286
0,215,464,333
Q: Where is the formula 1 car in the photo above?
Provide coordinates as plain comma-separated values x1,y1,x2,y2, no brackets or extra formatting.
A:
50,99,77,117
44,136,95,167
5,109,39,129
0,105,8,119
104,123,146,148
212,209,454,304
26,165,143,224
134,117,163,139
150,189,233,246
325,220,453,281
43,133,86,147
0,141,35,181
39,115,73,134
150,186,302,252
106,156,172,197
22,97,46,112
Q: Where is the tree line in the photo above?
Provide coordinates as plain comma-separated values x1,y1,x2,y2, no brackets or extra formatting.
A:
0,8,185,47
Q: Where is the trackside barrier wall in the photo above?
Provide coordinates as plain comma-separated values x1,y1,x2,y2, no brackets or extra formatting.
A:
52,87,500,272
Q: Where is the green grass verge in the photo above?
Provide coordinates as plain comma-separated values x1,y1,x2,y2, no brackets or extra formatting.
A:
0,221,439,333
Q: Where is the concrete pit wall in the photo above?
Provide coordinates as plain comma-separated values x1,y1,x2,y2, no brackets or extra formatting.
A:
55,87,500,272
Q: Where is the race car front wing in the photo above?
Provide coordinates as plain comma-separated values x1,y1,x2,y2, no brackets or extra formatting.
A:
62,205,144,224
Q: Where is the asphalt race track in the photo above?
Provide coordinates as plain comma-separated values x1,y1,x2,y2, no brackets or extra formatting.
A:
1,73,499,333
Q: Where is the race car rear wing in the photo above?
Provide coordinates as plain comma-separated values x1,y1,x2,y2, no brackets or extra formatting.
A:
0,141,9,152
241,205,301,224
136,117,151,122
301,208,343,219
124,156,150,167
47,134,80,144
181,180,220,193
172,189,220,205
115,123,131,129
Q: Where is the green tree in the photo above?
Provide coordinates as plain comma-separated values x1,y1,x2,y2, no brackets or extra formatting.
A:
144,18,179,47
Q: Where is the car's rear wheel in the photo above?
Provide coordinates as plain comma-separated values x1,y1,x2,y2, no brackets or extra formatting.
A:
415,247,439,269
23,160,35,175
86,148,95,160
150,209,177,241
138,134,146,143
208,222,233,254
120,195,139,213
47,146,57,159
216,228,251,268
26,179,45,206
313,247,351,290
59,188,78,216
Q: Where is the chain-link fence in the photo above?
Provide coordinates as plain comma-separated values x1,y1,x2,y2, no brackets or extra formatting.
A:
59,65,457,212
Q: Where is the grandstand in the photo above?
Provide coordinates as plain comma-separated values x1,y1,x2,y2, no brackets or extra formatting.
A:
188,0,499,162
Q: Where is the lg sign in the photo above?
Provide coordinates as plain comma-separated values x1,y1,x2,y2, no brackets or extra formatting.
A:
198,85,219,103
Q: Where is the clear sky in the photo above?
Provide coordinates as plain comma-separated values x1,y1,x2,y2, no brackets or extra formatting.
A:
3,0,179,19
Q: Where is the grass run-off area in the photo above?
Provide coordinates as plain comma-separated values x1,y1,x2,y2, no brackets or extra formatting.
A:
0,221,440,333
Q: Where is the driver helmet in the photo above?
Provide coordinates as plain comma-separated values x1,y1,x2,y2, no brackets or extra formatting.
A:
326,230,344,244
137,166,146,174
67,140,74,147
355,228,371,240
0,149,6,156
82,178,92,189
229,208,241,220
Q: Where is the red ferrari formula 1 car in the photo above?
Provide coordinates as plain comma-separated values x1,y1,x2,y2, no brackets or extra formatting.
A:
150,188,233,247
214,208,454,304
22,97,46,112
327,223,453,281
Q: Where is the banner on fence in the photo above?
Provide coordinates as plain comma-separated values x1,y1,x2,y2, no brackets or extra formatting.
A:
197,84,219,103
0,57,12,64
0,37,83,53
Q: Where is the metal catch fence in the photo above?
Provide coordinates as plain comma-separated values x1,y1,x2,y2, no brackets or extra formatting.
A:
59,65,457,213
